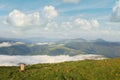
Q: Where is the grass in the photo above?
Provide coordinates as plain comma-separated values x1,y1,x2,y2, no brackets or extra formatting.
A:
0,58,120,80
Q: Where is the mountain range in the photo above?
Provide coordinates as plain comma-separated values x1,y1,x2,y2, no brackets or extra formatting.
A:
0,37,120,58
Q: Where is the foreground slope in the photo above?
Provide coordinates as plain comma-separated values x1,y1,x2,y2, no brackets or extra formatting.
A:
0,58,120,80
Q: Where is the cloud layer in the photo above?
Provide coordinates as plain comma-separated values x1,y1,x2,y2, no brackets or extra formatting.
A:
0,54,105,66
0,42,24,48
0,42,12,47
74,18,99,30
111,0,120,22
1,1,119,41
6,7,100,31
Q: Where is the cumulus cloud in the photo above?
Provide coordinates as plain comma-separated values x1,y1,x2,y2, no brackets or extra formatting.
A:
60,22,73,30
62,0,80,4
44,21,59,31
0,54,105,66
74,18,99,30
111,0,120,22
91,19,100,28
3,6,111,40
0,42,12,47
43,6,58,19
7,9,41,27
6,6,58,27
43,18,100,32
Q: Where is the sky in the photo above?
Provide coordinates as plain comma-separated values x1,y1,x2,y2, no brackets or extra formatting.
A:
0,0,120,41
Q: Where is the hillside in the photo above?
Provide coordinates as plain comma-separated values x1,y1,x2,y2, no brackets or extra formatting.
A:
0,58,120,80
0,38,120,57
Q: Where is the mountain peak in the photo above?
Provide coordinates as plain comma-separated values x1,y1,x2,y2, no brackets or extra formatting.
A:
94,39,107,42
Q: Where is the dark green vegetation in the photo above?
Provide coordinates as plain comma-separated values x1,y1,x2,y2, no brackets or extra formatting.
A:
63,39,120,57
0,58,120,80
0,38,120,57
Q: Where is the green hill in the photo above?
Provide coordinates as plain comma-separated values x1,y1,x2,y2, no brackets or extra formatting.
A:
0,38,120,57
0,58,120,80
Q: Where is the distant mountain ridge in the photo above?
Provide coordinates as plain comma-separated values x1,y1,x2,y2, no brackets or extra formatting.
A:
0,37,119,43
0,37,120,58
0,37,58,43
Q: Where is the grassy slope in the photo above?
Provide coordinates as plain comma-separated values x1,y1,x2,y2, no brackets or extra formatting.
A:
0,58,120,80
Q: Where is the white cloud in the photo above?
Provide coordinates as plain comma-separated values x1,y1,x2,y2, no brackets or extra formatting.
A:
44,22,59,31
44,21,72,32
43,6,58,19
6,6,58,27
74,18,100,30
7,10,26,26
61,22,73,30
43,18,100,32
7,9,41,27
62,0,80,4
26,12,41,26
0,54,105,66
0,42,25,48
91,19,100,28
0,42,12,47
111,0,120,22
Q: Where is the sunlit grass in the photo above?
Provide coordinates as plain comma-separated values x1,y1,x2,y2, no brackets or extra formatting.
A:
0,58,120,80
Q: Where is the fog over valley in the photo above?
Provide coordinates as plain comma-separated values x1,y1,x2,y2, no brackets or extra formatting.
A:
0,54,105,66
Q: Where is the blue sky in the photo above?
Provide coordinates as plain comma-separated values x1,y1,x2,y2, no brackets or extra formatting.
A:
0,0,120,41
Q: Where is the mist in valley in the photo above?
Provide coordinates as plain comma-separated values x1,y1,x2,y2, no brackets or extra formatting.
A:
0,54,105,66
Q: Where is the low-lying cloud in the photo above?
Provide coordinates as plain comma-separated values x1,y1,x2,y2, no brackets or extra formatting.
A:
0,54,105,66
0,42,12,47
0,42,24,48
